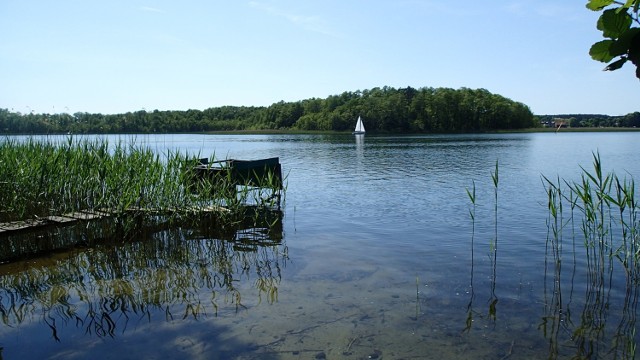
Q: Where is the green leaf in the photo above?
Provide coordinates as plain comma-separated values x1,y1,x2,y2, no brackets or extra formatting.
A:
586,0,615,11
590,40,616,62
629,31,640,65
604,57,628,71
619,27,640,44
597,9,632,39
610,39,631,57
619,0,636,11
608,28,640,57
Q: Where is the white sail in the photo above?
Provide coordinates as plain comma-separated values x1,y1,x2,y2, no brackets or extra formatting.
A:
353,116,365,134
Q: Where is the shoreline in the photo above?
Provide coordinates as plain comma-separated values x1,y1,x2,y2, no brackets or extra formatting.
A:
200,127,640,135
3,127,640,137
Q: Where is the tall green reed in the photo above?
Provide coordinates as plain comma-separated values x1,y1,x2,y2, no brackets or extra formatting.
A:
489,160,499,321
0,136,285,237
544,153,640,272
463,180,476,333
542,152,639,359
462,161,500,330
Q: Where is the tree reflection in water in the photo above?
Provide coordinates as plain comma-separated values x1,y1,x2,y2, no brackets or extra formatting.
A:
0,208,286,341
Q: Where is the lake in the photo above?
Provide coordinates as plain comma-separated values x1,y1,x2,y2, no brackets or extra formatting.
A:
1,132,639,359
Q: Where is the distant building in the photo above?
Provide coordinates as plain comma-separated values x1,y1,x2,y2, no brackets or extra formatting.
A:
540,118,568,128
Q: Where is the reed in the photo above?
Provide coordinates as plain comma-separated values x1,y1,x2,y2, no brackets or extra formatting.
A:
462,165,500,330
0,136,288,341
463,181,476,333
0,136,284,238
462,160,500,329
540,176,568,358
489,160,499,321
542,152,640,359
543,153,640,272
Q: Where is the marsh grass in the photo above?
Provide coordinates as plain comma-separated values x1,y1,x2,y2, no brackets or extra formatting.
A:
0,138,287,337
462,155,639,357
542,153,640,359
466,155,639,357
0,136,285,241
0,136,196,221
543,153,640,275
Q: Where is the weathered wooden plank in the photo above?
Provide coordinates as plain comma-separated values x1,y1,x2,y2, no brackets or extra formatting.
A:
46,215,77,224
63,211,105,221
0,205,229,236
124,206,230,213
0,219,49,231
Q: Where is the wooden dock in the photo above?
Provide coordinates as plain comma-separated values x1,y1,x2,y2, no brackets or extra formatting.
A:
0,210,110,235
0,205,284,263
0,206,230,236
193,157,283,189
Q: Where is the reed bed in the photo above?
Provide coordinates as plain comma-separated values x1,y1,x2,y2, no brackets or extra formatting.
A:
543,153,640,278
0,137,191,220
465,155,639,358
542,153,639,359
0,136,288,341
0,136,284,232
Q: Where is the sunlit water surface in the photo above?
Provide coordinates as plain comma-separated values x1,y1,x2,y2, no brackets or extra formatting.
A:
1,132,639,359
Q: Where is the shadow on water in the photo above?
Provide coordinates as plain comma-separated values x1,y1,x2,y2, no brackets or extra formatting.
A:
0,208,285,359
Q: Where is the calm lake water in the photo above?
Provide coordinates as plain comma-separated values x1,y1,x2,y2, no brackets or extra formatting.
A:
1,132,639,359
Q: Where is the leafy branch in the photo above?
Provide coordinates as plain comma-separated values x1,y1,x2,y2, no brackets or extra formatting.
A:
587,0,640,79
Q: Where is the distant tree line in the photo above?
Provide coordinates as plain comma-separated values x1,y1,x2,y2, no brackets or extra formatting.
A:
536,113,640,128
2,86,540,134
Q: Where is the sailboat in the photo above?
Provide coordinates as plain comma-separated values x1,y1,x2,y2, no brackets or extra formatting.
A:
352,116,365,135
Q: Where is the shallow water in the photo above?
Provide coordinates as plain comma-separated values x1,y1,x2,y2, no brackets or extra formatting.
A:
1,132,639,359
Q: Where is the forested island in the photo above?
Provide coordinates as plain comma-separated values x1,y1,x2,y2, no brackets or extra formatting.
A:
0,86,637,134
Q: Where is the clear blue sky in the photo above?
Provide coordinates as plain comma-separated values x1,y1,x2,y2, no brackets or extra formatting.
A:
1,1,637,116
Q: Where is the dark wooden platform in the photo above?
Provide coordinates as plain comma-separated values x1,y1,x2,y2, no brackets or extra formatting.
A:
193,157,283,189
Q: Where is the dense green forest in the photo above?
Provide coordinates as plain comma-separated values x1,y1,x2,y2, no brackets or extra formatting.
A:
537,113,640,128
0,86,552,134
